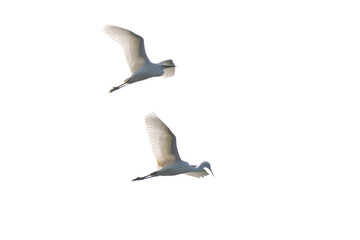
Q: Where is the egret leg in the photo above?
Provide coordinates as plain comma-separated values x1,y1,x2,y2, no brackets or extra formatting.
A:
132,174,157,182
109,82,128,93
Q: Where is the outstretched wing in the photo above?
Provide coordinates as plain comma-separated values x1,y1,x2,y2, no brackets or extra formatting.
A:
185,171,209,178
163,67,175,78
145,113,181,167
104,25,150,73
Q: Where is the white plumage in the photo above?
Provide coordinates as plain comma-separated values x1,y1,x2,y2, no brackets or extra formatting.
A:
132,113,214,181
103,25,176,92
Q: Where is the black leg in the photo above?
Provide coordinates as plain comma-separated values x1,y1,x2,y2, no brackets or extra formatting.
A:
109,82,127,93
132,174,158,182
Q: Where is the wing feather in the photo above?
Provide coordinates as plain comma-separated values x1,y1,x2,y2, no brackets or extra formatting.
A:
163,67,175,78
103,25,150,73
185,171,209,178
145,113,181,167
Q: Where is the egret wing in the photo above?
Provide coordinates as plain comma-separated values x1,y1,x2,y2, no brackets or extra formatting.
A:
145,113,181,167
104,25,150,73
163,67,175,78
185,171,209,178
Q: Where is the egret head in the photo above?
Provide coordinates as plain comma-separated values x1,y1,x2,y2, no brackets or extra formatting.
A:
159,59,176,68
200,161,214,177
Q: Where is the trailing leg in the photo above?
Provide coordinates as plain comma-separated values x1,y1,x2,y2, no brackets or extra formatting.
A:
109,78,130,93
132,173,157,182
109,82,128,93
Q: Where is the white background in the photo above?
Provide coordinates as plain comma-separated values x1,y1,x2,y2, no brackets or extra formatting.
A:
1,0,359,239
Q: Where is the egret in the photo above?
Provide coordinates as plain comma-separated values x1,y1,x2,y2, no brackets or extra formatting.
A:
132,113,214,181
103,25,176,93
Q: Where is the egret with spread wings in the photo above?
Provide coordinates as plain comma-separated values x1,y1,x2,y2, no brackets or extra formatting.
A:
103,25,176,93
132,113,214,181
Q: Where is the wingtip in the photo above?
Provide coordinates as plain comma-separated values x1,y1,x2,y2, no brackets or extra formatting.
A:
103,24,111,32
145,112,158,120
103,24,114,29
103,24,120,34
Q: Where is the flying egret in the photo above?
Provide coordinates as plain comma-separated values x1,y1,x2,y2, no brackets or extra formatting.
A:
103,25,176,93
132,113,214,181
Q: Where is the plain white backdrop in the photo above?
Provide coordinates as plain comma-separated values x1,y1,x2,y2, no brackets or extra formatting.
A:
0,0,359,239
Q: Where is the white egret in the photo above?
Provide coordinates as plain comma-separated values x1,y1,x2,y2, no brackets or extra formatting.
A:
103,25,176,93
132,113,214,181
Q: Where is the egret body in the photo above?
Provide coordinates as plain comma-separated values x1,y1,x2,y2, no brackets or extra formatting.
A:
132,113,214,181
104,25,176,93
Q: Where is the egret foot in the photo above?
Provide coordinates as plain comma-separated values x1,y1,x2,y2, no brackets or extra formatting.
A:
131,174,156,181
132,177,143,181
109,82,128,93
109,86,119,93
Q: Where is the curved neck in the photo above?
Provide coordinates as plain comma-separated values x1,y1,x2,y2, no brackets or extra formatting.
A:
190,164,206,172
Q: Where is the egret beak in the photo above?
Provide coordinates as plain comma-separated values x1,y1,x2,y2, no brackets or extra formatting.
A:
209,168,215,177
162,65,176,68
